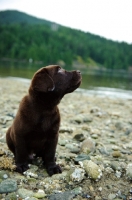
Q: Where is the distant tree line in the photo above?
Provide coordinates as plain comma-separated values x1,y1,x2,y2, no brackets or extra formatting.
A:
0,23,132,69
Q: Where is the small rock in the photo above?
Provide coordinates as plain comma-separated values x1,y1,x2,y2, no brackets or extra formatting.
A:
105,167,114,174
58,139,68,146
112,151,121,158
0,179,17,193
65,143,80,153
115,122,123,130
80,138,95,154
49,188,82,200
73,133,85,142
126,163,132,180
59,126,73,133
74,154,90,162
33,189,46,198
23,164,38,178
79,160,102,181
110,161,121,171
115,170,122,178
90,107,101,113
0,171,9,179
17,188,34,198
108,193,116,200
5,192,17,200
70,168,85,182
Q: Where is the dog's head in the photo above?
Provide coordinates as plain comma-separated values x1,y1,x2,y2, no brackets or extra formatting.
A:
30,65,81,96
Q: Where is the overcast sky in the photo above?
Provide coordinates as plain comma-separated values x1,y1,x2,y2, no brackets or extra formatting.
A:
0,0,132,44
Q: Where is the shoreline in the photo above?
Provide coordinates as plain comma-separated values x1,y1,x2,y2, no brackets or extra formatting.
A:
1,76,132,99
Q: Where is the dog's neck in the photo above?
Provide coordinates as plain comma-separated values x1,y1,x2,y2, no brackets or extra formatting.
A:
29,88,63,110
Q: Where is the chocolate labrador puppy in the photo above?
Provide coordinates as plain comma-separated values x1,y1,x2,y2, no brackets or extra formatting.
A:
6,65,81,175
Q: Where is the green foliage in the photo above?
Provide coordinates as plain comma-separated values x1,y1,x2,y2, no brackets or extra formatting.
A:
0,10,132,69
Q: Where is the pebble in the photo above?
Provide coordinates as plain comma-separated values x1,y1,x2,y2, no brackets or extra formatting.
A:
126,163,132,180
33,189,46,198
74,154,91,162
79,160,102,181
0,171,9,179
0,179,17,193
49,187,82,200
17,188,34,198
108,193,116,200
70,168,85,182
112,151,121,158
80,138,95,154
73,133,85,142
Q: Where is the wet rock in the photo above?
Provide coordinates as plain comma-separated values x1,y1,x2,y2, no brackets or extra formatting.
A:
79,160,102,181
80,138,95,154
0,179,17,193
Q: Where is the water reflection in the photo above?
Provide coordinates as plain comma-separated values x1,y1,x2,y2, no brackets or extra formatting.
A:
0,61,132,90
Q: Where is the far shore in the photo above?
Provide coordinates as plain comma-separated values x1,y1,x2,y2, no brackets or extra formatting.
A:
1,76,132,100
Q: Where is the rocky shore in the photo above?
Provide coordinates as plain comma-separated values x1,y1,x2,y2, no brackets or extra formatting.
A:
0,77,132,200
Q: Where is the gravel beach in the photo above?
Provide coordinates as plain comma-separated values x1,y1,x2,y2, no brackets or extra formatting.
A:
0,77,132,200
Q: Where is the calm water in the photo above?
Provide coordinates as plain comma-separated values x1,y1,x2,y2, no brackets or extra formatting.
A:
0,61,132,90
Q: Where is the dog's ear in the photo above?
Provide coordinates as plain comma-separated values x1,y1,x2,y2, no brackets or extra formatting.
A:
31,69,55,92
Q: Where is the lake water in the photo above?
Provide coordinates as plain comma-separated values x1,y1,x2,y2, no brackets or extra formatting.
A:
0,60,132,92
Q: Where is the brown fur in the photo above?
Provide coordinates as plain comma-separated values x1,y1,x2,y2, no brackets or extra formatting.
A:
6,65,81,175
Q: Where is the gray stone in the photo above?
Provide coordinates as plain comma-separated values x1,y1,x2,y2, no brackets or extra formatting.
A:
0,179,17,193
74,154,91,162
17,188,34,198
108,193,116,200
65,143,80,153
58,139,68,146
49,188,82,200
5,192,17,200
110,161,121,171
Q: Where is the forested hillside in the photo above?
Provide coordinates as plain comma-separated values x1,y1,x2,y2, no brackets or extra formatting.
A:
0,10,132,69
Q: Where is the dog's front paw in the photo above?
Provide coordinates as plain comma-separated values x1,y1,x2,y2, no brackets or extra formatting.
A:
16,163,29,173
47,164,62,176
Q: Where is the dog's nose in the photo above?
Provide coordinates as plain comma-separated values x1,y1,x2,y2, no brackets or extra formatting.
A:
76,70,81,74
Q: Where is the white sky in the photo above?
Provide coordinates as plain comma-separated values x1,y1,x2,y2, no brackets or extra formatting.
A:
0,0,132,44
